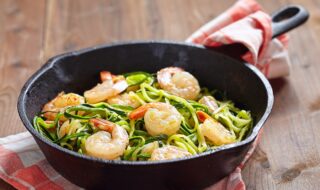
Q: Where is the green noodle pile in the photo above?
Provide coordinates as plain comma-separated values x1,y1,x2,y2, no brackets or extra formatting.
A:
33,71,253,161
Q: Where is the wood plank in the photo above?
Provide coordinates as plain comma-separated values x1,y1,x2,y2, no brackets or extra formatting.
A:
242,0,320,189
42,0,236,59
0,0,46,136
0,0,46,189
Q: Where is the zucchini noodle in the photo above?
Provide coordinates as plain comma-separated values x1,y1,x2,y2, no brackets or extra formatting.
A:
33,68,253,161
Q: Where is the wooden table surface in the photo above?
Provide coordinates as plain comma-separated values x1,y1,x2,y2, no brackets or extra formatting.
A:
1,0,319,189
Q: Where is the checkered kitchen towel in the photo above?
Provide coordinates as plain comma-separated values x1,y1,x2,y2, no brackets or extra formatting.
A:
0,131,259,190
187,0,290,79
0,0,290,189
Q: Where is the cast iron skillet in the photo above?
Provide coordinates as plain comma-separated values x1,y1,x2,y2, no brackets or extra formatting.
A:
17,5,308,190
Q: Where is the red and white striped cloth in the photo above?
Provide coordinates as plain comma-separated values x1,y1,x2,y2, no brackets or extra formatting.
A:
0,132,79,190
0,0,290,189
187,0,290,79
0,132,260,190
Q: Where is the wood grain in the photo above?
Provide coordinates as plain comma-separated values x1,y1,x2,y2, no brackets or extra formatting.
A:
1,0,320,189
0,0,46,188
0,0,45,136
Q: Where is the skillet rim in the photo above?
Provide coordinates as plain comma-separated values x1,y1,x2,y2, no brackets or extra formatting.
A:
17,40,274,165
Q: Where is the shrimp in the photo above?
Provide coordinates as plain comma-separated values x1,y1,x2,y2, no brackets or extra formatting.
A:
129,102,182,136
150,145,191,161
198,96,218,113
42,92,85,120
157,67,200,100
58,119,82,138
100,71,114,81
141,142,159,155
197,111,236,146
107,92,141,108
85,118,129,160
84,72,128,104
89,118,116,132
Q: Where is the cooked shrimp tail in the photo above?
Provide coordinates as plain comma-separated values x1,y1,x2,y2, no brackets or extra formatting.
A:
100,71,113,81
128,104,153,120
197,111,236,146
84,71,128,104
89,118,115,132
196,110,211,123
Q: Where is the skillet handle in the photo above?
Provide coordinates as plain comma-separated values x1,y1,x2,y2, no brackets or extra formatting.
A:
271,5,309,38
